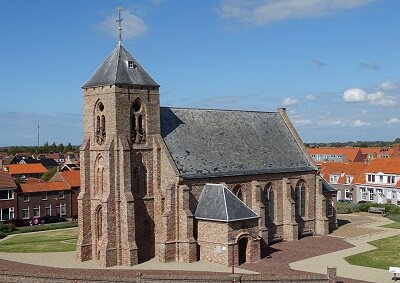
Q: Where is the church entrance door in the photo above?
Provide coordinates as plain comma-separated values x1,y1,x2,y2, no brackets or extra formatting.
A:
238,237,247,265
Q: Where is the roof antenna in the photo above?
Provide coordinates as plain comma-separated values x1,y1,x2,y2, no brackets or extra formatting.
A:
116,6,124,44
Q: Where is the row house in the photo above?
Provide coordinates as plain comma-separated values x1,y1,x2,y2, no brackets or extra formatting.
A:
0,171,17,222
19,158,59,170
4,164,47,180
18,170,80,220
308,147,364,164
320,158,400,205
36,152,79,164
360,147,395,162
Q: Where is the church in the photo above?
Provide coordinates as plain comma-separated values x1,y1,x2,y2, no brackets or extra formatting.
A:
76,40,338,267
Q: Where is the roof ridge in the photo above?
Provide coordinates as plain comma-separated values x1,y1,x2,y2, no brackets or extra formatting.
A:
161,106,277,114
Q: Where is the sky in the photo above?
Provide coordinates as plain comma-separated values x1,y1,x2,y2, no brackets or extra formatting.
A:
0,0,399,146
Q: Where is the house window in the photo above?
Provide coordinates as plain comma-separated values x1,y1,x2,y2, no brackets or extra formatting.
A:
23,194,29,202
59,191,65,199
45,206,51,216
345,189,352,200
327,201,334,217
33,206,40,217
41,192,47,201
379,175,383,183
368,189,374,201
0,189,14,200
346,176,353,184
60,204,66,216
329,175,339,183
388,176,396,184
22,207,29,219
0,207,14,221
360,187,368,200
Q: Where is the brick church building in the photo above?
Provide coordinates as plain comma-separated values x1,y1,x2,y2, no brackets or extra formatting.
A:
77,41,337,267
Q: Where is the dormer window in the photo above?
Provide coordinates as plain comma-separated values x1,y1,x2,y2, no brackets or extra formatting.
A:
128,61,136,69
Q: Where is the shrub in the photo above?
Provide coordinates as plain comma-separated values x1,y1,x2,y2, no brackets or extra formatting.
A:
0,224,15,234
0,231,6,239
12,221,78,234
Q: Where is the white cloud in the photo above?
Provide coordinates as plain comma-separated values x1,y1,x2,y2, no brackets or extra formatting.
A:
294,119,312,126
218,0,377,26
380,81,397,91
282,97,298,106
386,117,400,124
352,119,370,127
362,109,368,114
343,87,397,106
305,94,316,101
343,88,367,102
99,10,148,40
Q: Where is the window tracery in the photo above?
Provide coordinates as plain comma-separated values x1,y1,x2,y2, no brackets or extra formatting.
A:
95,102,106,145
131,99,146,144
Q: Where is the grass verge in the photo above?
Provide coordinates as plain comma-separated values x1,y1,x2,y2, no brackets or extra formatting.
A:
0,228,78,253
345,235,400,269
381,214,400,229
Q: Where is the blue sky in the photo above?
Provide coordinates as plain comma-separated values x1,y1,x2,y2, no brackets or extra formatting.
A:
0,0,399,146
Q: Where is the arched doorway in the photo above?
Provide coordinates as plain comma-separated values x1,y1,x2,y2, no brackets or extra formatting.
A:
238,237,248,265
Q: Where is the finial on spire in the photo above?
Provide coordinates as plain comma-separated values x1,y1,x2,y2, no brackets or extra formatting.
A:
116,6,124,43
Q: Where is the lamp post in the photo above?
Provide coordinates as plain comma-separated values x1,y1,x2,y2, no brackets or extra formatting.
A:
228,237,242,283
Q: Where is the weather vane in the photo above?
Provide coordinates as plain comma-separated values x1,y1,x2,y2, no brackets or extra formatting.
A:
116,6,124,43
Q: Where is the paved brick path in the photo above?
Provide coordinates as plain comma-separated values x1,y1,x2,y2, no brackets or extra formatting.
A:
0,215,385,282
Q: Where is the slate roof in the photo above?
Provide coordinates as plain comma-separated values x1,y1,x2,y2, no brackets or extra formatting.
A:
321,177,337,192
160,107,315,179
82,43,159,88
194,184,258,222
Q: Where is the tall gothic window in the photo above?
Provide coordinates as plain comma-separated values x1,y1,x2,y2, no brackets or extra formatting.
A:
131,99,146,144
94,155,104,196
264,183,275,223
295,180,306,218
95,102,106,145
233,185,244,202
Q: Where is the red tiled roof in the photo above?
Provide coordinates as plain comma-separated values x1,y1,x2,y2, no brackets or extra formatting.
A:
308,147,362,162
366,157,400,174
25,178,43,184
359,147,394,155
20,181,70,193
61,170,80,187
0,171,17,189
320,162,368,184
6,164,47,175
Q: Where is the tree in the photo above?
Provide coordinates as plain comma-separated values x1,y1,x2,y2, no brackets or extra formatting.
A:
57,143,64,153
41,167,58,182
65,142,73,152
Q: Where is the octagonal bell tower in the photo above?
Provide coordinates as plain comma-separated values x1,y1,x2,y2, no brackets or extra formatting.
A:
76,39,160,266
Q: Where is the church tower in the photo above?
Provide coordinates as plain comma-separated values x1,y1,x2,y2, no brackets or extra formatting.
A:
76,38,161,266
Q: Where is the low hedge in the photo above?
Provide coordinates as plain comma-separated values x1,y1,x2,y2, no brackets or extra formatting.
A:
12,221,78,234
338,201,400,215
0,224,15,234
0,231,6,239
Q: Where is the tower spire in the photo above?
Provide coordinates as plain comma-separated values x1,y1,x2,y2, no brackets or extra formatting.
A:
116,6,124,44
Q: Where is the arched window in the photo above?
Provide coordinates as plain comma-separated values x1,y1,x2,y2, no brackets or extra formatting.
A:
94,155,104,196
264,183,275,223
233,185,244,202
295,181,306,218
132,153,147,199
131,99,146,144
95,102,106,145
96,206,102,239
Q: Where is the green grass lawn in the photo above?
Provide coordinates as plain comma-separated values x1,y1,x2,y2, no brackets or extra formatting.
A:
0,228,77,253
345,235,400,269
382,214,400,229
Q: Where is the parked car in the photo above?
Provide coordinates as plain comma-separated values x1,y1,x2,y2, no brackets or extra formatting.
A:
30,216,67,225
5,219,30,227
